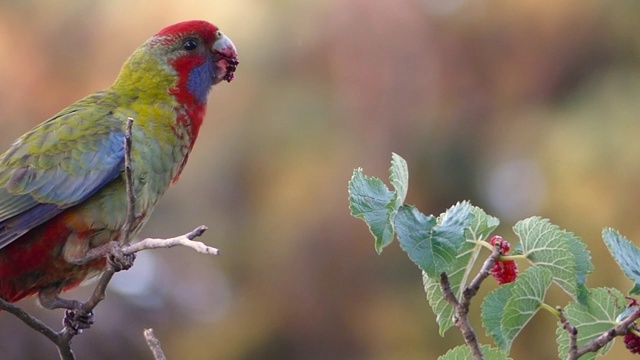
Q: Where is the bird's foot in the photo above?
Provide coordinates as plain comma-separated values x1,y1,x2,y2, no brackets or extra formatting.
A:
37,290,95,335
63,309,94,335
107,243,136,272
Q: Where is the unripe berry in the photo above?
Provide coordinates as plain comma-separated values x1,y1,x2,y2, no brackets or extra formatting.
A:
490,235,510,254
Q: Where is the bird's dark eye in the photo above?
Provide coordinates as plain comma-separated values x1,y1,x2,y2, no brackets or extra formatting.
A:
183,38,199,51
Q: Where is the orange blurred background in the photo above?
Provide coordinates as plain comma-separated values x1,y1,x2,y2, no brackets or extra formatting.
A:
0,1,639,359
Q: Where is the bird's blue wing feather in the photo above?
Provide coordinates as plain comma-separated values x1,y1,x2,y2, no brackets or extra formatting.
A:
0,98,125,249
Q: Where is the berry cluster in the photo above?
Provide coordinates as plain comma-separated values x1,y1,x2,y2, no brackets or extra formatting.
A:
625,333,640,354
489,236,519,285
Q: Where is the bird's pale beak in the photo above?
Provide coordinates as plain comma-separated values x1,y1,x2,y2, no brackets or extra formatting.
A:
212,32,238,83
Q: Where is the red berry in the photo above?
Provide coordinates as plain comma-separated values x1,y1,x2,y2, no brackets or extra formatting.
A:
491,260,519,285
489,236,518,284
625,333,640,354
490,235,510,254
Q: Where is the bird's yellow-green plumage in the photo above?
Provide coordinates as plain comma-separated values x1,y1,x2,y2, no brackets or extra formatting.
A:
0,20,238,306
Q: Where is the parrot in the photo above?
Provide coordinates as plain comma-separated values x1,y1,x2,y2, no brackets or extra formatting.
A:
0,20,238,326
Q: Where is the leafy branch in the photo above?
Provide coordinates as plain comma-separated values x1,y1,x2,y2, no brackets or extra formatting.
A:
0,117,219,360
349,153,640,359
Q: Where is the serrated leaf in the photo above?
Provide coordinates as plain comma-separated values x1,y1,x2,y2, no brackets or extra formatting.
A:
465,207,500,243
480,266,554,352
348,169,396,253
602,228,640,295
482,283,514,350
567,234,593,286
438,344,512,360
426,206,499,336
501,266,553,351
566,232,594,303
389,153,408,208
514,217,592,300
556,288,626,360
396,202,473,277
436,202,474,251
395,205,439,273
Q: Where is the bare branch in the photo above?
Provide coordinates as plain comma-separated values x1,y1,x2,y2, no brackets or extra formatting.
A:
463,244,501,303
55,341,76,360
438,242,503,360
144,328,168,360
558,307,579,360
121,117,136,245
0,298,59,343
440,273,483,360
575,306,640,358
123,226,219,255
440,272,460,308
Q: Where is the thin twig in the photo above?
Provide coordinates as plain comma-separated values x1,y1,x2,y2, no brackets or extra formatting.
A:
55,340,75,360
0,298,59,343
462,243,501,305
123,226,218,255
0,222,214,358
440,273,460,307
558,307,579,360
439,242,502,360
121,117,136,244
144,328,168,360
440,273,483,360
575,307,640,358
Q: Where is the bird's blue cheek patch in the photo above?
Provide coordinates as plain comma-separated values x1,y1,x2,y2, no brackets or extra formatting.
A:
187,60,215,104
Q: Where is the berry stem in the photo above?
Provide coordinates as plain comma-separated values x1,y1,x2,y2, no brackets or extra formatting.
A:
499,254,525,261
475,240,494,252
539,302,562,319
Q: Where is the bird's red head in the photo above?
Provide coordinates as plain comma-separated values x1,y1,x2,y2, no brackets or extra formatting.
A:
155,21,238,84
149,20,238,107
110,20,238,152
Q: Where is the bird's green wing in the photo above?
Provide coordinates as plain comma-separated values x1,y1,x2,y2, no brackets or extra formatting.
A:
0,93,125,249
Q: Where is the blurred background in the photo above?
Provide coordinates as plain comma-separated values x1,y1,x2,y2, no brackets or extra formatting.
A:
0,0,639,359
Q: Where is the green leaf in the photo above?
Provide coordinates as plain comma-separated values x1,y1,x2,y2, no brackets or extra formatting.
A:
438,344,512,360
501,266,553,351
482,267,553,352
348,154,410,254
514,217,592,300
395,205,438,273
426,207,499,335
602,228,640,295
482,283,515,350
556,288,626,360
396,202,473,277
389,153,408,208
348,169,396,253
566,232,594,303
465,207,500,243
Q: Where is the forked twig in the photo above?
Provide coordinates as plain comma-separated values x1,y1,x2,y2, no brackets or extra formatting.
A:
439,241,502,360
